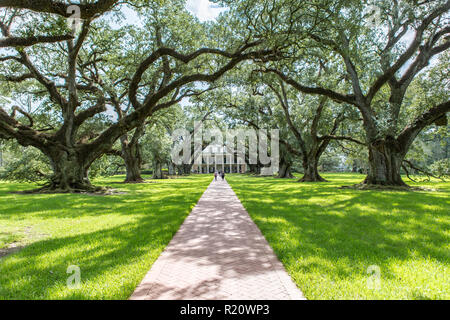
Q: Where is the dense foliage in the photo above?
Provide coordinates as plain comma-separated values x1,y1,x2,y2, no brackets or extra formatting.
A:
0,0,448,190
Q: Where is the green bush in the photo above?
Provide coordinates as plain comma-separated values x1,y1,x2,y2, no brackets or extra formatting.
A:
429,158,449,178
0,147,51,182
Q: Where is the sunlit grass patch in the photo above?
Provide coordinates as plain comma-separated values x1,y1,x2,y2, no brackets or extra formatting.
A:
227,173,450,300
0,232,22,249
0,175,212,300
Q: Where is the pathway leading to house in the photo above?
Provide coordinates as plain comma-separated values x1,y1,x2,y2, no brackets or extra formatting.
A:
130,178,305,300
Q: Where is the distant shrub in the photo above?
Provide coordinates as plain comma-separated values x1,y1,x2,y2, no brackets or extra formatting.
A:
0,147,51,182
429,158,449,178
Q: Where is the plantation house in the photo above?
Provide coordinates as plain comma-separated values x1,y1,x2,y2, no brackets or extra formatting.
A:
191,144,247,174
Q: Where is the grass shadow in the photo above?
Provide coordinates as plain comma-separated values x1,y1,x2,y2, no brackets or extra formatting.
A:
226,173,450,300
0,175,212,299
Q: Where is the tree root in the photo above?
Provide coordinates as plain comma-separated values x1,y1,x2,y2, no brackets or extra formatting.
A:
339,183,436,192
277,175,296,179
298,175,328,182
123,177,146,184
402,159,446,182
277,173,295,179
12,183,122,195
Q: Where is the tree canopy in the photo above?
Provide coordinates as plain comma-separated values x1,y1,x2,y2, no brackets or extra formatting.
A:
0,0,448,191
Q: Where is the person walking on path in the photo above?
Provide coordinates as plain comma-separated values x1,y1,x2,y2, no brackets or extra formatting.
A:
221,171,225,180
214,171,218,181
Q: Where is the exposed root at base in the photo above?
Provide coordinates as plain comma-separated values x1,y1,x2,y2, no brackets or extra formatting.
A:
339,183,436,192
277,174,296,179
11,186,126,195
298,177,328,182
0,244,25,259
123,178,146,184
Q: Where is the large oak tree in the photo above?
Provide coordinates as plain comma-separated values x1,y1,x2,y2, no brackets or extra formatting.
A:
259,0,450,186
0,1,280,192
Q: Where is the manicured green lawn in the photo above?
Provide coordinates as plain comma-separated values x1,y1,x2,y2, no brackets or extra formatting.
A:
1,173,448,300
227,173,450,300
0,175,212,299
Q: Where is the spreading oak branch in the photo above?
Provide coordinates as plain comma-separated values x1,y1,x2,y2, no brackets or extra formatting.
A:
0,34,74,47
0,0,119,19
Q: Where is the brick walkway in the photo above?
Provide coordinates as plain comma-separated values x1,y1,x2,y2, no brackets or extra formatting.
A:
130,178,305,300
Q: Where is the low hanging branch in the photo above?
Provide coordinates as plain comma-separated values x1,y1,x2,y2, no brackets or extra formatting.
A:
3,73,34,82
0,0,119,19
318,135,366,146
334,140,361,157
105,149,122,157
261,67,357,105
0,34,74,47
10,106,34,127
402,159,445,182
402,163,417,182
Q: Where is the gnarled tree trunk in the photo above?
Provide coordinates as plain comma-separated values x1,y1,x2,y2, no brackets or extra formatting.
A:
120,140,143,183
152,160,163,179
360,101,450,187
182,163,192,175
44,148,99,192
168,162,175,175
363,138,406,186
248,164,261,174
277,160,294,178
299,155,326,182
120,125,144,183
352,161,358,173
122,146,143,183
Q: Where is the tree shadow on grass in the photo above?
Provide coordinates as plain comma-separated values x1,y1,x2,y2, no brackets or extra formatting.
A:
0,176,212,299
0,202,194,299
227,174,450,299
0,178,210,220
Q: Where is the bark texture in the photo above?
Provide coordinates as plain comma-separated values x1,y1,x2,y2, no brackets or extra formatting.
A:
152,160,163,179
120,125,145,183
277,159,294,178
122,143,143,183
41,147,101,192
363,138,406,186
299,155,327,182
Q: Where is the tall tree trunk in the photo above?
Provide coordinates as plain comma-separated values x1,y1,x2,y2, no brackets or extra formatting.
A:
121,139,143,183
182,163,192,175
152,160,163,179
122,147,143,183
363,138,406,186
120,125,144,183
168,162,175,175
299,155,326,182
249,164,261,174
45,149,98,192
277,159,294,178
352,161,358,173
176,164,190,175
